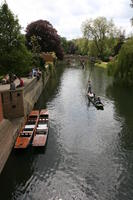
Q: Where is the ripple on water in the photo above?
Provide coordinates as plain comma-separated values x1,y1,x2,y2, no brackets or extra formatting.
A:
1,67,133,200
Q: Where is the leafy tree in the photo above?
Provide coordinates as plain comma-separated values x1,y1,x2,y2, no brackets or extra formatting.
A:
115,39,133,85
108,38,133,86
82,17,122,60
60,37,69,54
0,3,32,76
30,35,41,67
67,40,78,54
26,20,64,60
113,35,125,56
74,38,90,55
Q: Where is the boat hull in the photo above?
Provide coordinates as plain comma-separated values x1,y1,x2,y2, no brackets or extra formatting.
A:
87,94,104,110
32,109,49,147
14,110,39,149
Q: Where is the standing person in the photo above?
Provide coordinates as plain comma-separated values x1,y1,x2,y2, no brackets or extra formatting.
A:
10,80,16,90
16,77,24,87
88,80,92,93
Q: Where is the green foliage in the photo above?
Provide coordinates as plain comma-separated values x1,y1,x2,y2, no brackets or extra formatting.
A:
95,61,108,68
108,38,133,86
88,41,99,58
60,37,69,54
82,17,123,60
26,20,64,60
0,39,32,76
73,38,90,55
0,3,21,52
0,3,32,76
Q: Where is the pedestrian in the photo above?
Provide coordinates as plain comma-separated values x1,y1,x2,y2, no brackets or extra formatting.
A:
10,80,16,90
16,77,24,88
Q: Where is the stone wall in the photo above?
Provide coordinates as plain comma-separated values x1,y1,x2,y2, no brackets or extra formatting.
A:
1,89,24,119
24,75,49,115
0,74,49,174
1,75,49,119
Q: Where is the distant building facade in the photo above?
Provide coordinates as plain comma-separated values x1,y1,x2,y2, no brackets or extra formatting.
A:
40,52,56,64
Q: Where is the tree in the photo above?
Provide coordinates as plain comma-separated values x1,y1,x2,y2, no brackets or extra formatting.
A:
113,34,125,56
0,3,32,76
73,38,90,55
30,35,41,67
108,38,133,86
82,17,122,60
115,38,133,86
67,40,78,54
60,37,69,54
26,20,64,60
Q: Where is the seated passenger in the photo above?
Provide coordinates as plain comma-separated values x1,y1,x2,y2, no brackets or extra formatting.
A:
95,96,101,104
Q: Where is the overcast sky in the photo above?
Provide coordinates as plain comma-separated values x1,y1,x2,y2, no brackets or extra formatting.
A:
1,0,133,39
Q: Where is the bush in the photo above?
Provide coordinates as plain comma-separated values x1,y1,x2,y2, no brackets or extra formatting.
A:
115,38,133,86
108,38,133,86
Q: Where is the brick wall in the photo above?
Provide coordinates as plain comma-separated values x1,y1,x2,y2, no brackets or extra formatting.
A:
0,94,3,122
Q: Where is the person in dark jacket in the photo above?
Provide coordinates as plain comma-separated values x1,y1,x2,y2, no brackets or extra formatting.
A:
88,81,92,93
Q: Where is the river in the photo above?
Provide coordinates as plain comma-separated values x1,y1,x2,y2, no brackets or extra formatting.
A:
0,63,133,200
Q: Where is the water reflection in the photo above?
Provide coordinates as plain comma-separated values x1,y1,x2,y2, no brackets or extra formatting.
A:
0,64,133,200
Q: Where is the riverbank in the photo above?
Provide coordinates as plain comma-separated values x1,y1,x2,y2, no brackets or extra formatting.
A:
0,74,49,174
95,61,108,68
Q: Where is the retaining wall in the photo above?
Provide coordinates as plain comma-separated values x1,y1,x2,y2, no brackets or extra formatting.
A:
0,74,49,174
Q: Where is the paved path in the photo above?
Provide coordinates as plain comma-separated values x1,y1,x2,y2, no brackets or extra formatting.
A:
0,77,34,92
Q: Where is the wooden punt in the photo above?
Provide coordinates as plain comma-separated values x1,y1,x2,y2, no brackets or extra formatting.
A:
14,110,39,149
32,109,49,147
87,93,104,110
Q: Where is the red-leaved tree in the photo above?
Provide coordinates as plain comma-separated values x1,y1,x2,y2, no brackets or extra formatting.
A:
26,20,64,60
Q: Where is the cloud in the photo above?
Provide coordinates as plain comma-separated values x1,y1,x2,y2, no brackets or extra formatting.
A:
1,0,133,39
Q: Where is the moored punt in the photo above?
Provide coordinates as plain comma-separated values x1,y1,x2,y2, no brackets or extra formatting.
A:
32,109,49,147
14,110,39,149
87,93,104,110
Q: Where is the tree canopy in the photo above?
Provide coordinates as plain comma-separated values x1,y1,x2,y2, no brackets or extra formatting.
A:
82,17,122,60
26,20,64,60
108,38,133,86
0,3,32,76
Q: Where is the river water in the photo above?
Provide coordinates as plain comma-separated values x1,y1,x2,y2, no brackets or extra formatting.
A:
0,64,133,200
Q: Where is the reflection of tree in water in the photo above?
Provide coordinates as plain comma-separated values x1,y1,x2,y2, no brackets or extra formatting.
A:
106,85,133,149
0,150,35,200
35,64,66,109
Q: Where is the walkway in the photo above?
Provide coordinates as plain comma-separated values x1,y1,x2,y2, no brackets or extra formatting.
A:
0,77,34,92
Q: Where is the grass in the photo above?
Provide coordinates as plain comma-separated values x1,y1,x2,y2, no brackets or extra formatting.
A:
95,61,108,69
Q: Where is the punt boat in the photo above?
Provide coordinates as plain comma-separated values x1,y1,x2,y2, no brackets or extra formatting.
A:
87,92,104,110
32,109,49,147
14,110,39,149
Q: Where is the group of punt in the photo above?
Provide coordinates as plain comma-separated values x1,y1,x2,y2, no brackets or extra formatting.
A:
14,109,49,149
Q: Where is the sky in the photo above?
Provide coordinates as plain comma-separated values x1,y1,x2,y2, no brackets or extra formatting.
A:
1,0,133,39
